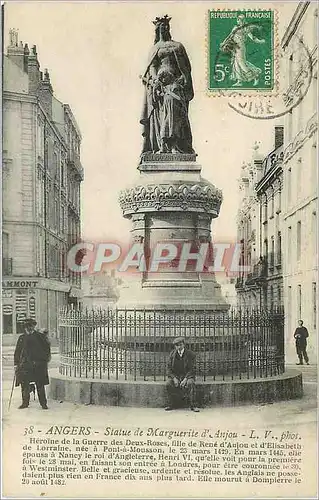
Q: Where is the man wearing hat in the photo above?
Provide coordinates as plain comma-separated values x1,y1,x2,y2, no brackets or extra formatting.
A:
165,337,199,412
14,318,51,410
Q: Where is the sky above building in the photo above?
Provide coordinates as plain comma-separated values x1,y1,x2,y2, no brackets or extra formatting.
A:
4,1,296,245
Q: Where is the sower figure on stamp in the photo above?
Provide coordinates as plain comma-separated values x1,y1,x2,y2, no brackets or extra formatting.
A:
165,337,199,412
14,318,51,409
294,320,309,365
220,14,265,87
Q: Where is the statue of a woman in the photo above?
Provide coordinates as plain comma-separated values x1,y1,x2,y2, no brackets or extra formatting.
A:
140,15,195,156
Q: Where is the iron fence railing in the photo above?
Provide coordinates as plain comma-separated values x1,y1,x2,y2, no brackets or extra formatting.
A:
58,307,284,382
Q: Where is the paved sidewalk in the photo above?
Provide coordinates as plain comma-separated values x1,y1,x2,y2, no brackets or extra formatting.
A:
2,348,317,499
2,367,317,499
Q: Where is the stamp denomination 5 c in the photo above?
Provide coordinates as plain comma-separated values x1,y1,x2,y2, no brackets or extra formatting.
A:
208,10,274,91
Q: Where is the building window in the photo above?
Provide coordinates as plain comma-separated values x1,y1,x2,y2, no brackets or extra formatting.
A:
48,243,60,278
2,232,12,275
263,239,268,267
44,140,48,169
287,226,292,269
297,284,302,320
270,237,275,268
53,151,58,180
55,245,60,277
263,287,268,309
60,205,65,235
287,55,293,140
313,282,317,330
38,231,45,275
61,247,67,279
263,199,268,223
55,198,59,231
60,159,65,187
277,231,282,266
37,120,44,159
277,187,282,213
278,285,282,305
296,221,301,261
270,190,274,217
2,232,9,257
269,286,274,309
37,171,45,225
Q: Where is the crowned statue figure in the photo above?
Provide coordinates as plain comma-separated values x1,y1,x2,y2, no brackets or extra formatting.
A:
140,15,195,156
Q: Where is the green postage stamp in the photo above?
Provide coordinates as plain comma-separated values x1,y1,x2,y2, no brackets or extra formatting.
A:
208,10,274,91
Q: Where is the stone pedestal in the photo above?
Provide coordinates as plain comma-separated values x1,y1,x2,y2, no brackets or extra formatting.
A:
118,154,229,310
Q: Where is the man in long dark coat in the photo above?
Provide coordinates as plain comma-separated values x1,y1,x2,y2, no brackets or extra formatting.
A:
294,320,309,365
14,318,51,409
165,337,199,412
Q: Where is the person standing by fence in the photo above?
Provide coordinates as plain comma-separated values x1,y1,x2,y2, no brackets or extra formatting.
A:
14,318,51,409
294,320,309,366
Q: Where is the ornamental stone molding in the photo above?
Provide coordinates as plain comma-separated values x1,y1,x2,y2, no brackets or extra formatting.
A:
119,181,223,218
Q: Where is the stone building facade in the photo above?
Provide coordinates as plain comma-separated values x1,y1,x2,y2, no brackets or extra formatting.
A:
281,2,318,362
236,143,264,307
237,3,318,363
236,128,284,309
255,127,284,310
2,31,83,344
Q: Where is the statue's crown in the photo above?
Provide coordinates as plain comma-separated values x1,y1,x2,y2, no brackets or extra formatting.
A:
153,15,171,26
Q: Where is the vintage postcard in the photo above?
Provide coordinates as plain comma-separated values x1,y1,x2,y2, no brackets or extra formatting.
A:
1,1,318,499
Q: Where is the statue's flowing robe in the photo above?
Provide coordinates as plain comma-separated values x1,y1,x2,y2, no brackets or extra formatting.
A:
140,40,194,154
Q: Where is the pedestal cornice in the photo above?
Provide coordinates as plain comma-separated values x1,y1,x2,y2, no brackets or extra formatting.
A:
119,179,223,218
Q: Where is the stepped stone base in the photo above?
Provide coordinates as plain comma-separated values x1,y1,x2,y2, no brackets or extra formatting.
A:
117,276,229,310
50,369,302,408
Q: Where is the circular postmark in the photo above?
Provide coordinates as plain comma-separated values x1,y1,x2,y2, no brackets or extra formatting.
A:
222,35,314,120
